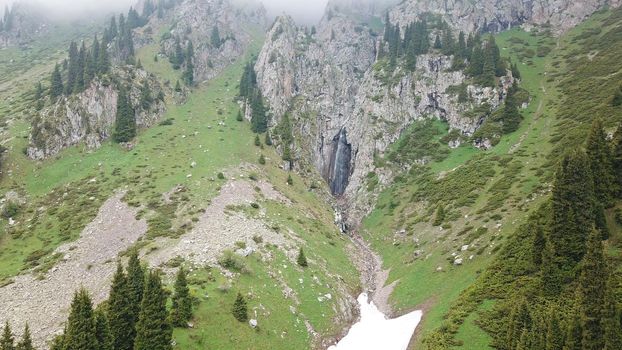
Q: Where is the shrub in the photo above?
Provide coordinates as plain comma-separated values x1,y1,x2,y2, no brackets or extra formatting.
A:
218,250,246,272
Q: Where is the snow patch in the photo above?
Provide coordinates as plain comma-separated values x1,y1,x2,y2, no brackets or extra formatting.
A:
328,293,422,350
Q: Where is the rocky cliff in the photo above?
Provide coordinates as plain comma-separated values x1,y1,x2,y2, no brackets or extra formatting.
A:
0,3,48,49
254,7,516,225
390,0,622,35
140,0,267,83
27,66,166,159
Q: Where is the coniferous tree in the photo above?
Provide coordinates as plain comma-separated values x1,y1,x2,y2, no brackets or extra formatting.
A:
297,248,308,267
211,26,221,48
182,41,194,86
517,328,530,350
613,124,622,198
501,84,523,134
433,34,441,49
126,251,144,343
113,88,136,143
545,310,564,350
531,315,547,350
433,205,445,226
139,82,152,110
134,271,172,350
94,310,112,350
585,118,614,209
550,150,595,271
578,229,607,350
564,312,583,350
250,92,268,133
258,154,266,165
98,40,110,75
65,41,79,95
265,131,273,146
50,333,65,350
15,325,33,350
236,110,243,122
34,82,44,110
174,80,182,92
64,289,98,350
286,173,293,186
602,275,622,350
170,268,192,327
107,264,133,350
541,239,562,296
50,64,64,98
505,300,531,350
1,322,15,350
232,292,248,322
254,135,261,147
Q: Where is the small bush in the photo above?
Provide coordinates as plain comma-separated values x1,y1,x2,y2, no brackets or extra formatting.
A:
218,250,246,272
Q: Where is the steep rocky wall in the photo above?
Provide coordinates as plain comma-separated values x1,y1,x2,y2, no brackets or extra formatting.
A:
149,0,267,83
27,66,166,160
254,10,514,225
390,0,622,35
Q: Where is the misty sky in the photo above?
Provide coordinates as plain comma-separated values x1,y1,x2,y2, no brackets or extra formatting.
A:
0,0,331,23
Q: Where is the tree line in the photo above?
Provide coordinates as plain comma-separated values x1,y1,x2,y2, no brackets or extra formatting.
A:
492,118,622,350
380,17,514,87
1,252,193,350
239,59,268,134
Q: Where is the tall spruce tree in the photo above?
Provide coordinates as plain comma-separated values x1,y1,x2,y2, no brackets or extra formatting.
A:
613,123,622,198
505,299,531,350
134,271,172,350
578,229,607,350
545,309,564,350
564,312,583,350
107,264,133,350
126,251,144,334
1,322,14,350
64,289,98,350
113,88,136,143
585,118,614,209
170,268,192,327
94,310,112,350
550,150,595,271
602,274,622,350
50,64,63,98
15,325,33,350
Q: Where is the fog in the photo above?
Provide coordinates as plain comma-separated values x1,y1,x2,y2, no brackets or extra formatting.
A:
0,0,334,22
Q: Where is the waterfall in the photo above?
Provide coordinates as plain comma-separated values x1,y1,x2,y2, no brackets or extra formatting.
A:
328,128,352,196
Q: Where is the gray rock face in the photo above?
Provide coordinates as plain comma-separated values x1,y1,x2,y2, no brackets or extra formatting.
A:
0,3,48,49
27,67,166,159
390,0,622,35
254,0,617,225
151,0,267,83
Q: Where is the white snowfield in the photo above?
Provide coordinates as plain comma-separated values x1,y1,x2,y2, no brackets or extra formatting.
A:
328,293,423,350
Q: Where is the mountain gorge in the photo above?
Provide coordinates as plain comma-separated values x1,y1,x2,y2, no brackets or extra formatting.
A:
0,0,621,349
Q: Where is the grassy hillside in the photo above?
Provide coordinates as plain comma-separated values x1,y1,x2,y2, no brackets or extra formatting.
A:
0,17,360,350
361,7,622,350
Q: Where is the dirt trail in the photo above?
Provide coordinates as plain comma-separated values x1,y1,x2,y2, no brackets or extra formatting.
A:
0,192,147,349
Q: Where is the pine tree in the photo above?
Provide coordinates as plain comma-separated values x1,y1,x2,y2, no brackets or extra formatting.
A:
126,251,144,343
174,80,182,93
501,87,522,134
585,118,615,209
564,311,583,350
578,229,607,350
15,325,33,350
232,292,248,322
613,123,622,198
505,300,531,350
602,274,622,350
297,248,308,267
545,309,564,350
258,154,266,165
236,110,243,122
98,40,110,75
541,239,563,296
517,328,530,350
211,26,221,48
250,92,268,133
50,334,65,350
34,82,44,110
254,135,261,147
433,34,441,49
113,88,136,143
265,132,273,146
182,41,194,86
134,271,172,350
1,322,15,350
287,174,293,186
433,205,445,226
139,82,153,110
107,264,133,350
50,64,63,98
550,150,595,271
64,289,98,350
65,41,79,95
170,268,192,327
94,310,112,350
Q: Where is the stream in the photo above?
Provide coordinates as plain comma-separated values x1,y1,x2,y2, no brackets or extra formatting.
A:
327,233,423,350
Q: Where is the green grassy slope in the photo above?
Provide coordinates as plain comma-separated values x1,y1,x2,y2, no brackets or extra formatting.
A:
0,20,360,350
361,7,622,350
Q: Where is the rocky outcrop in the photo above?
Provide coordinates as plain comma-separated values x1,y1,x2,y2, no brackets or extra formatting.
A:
0,3,48,49
254,9,515,225
27,66,166,159
390,0,622,35
142,0,267,83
